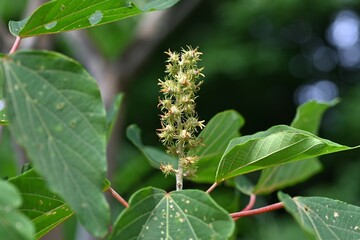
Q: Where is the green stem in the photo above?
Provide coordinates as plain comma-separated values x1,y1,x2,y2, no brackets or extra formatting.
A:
176,143,184,191
176,161,183,191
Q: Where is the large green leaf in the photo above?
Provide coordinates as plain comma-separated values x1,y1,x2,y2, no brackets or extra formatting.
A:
109,187,235,239
189,110,244,183
9,0,180,37
254,100,337,194
0,179,34,240
0,51,109,237
279,192,360,240
215,125,357,181
9,169,73,239
126,124,177,168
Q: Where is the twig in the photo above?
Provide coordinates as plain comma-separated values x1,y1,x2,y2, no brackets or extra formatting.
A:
108,187,129,208
242,194,256,211
9,37,21,54
206,182,219,194
230,202,284,220
233,194,257,221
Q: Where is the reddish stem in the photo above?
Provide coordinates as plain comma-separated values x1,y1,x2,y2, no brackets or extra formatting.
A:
9,37,21,54
233,194,257,221
206,182,218,194
108,187,129,208
242,194,256,211
230,202,284,220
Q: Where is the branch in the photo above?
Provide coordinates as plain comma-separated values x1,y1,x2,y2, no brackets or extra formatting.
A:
233,194,257,221
230,202,284,220
242,194,256,211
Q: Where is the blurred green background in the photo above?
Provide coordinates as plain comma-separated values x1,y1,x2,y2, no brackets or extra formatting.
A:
1,0,359,239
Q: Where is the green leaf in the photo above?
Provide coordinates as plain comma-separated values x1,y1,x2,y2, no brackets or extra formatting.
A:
215,125,357,181
254,161,322,195
106,93,124,141
189,110,244,183
279,192,360,240
291,99,339,133
8,169,74,239
9,0,180,37
191,110,244,157
109,187,235,239
0,51,110,237
0,179,35,240
126,124,177,168
234,175,255,196
103,178,111,191
254,100,337,194
132,0,180,11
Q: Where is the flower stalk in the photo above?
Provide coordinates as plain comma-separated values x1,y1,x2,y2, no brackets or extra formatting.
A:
157,46,205,190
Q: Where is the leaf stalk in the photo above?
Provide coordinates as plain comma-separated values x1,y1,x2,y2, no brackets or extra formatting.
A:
9,37,21,54
108,187,129,208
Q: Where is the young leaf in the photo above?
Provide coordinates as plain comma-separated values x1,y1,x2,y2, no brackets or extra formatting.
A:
8,169,74,239
106,93,124,141
216,125,357,182
189,110,244,183
254,100,337,194
109,187,235,239
0,179,35,240
0,51,109,237
9,0,180,37
279,192,360,240
126,124,177,168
